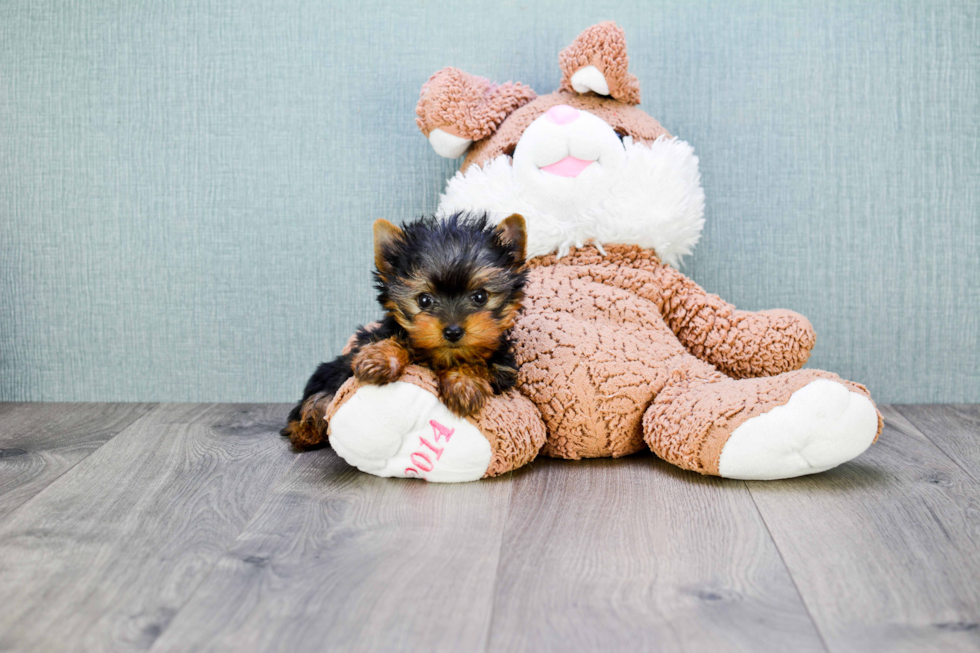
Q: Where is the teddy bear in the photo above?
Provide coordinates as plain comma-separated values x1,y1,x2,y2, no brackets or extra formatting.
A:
318,22,882,483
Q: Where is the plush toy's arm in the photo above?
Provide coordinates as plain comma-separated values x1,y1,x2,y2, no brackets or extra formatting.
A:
649,263,815,378
554,246,816,378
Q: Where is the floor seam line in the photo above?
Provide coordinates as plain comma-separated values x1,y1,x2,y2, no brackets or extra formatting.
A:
892,405,980,485
479,471,515,653
143,430,306,652
745,482,833,653
0,403,159,528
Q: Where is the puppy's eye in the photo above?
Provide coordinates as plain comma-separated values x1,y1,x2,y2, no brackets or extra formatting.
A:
471,289,488,305
417,293,434,309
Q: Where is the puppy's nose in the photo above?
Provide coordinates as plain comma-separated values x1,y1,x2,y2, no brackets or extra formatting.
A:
544,104,579,125
442,325,464,343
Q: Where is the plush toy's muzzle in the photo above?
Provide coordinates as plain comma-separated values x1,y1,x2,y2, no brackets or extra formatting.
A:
514,105,625,179
459,91,670,173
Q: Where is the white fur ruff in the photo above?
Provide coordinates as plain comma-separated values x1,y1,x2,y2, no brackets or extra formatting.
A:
436,137,706,267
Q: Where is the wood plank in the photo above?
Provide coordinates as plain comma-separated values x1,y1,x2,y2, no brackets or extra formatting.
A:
747,405,980,653
486,455,825,653
0,402,155,522
0,403,296,653
148,448,513,653
895,404,980,482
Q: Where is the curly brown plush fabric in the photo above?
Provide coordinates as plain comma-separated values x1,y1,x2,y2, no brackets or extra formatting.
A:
326,244,882,476
509,245,882,470
471,380,549,477
558,21,641,105
531,245,817,379
415,67,537,141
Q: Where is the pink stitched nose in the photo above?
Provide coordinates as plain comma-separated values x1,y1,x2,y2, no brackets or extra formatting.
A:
544,104,579,125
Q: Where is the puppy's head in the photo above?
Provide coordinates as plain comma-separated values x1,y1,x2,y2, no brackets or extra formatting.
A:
373,212,527,367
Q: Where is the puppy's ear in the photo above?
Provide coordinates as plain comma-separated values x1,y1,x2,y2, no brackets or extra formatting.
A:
495,214,527,262
373,219,403,273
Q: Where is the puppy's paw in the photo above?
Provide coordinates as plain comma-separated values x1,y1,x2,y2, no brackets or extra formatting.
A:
282,391,333,449
283,418,326,449
489,363,518,393
439,367,493,417
353,340,409,385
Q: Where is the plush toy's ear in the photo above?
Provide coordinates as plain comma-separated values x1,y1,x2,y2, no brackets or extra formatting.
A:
373,219,403,273
495,213,527,262
559,22,641,105
416,67,536,159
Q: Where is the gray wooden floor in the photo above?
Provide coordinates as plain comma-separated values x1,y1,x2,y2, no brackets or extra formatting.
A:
0,403,978,653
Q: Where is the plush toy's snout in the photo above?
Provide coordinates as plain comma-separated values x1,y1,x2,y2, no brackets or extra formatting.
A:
543,104,580,125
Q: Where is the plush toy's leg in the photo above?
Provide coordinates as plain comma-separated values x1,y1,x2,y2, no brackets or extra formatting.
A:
323,366,547,482
643,368,882,480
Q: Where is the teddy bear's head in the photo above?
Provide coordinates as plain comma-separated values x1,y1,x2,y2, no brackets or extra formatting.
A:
416,22,705,267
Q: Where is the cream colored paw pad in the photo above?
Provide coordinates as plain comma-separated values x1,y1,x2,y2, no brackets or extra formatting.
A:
718,379,878,480
329,381,492,483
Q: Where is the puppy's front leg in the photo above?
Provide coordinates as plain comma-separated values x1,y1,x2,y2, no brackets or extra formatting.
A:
352,338,410,385
487,344,519,393
438,365,493,417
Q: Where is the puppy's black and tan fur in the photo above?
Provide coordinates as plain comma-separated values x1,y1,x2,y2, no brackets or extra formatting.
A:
282,212,528,449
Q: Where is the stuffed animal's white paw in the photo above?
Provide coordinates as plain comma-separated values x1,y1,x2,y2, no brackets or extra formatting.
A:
718,379,878,480
329,381,492,483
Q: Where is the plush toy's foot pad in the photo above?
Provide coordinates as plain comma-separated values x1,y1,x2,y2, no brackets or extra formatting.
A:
718,379,879,480
329,381,492,483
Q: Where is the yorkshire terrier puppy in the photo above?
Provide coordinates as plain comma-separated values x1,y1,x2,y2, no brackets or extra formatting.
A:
282,212,528,449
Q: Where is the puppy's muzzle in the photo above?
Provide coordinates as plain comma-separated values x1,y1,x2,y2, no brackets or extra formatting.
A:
442,325,464,343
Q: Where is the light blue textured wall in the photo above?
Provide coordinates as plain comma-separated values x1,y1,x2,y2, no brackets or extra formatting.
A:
1,1,977,403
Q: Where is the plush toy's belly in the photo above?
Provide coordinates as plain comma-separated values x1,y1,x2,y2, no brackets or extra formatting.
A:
509,263,693,459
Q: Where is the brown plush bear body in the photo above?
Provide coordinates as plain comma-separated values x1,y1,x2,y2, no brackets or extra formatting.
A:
317,22,882,482
323,244,878,478
514,245,876,474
